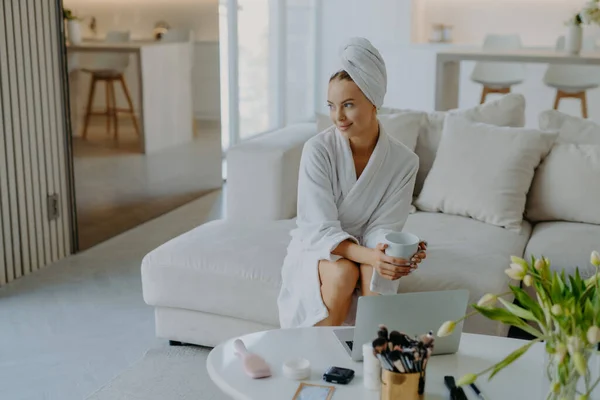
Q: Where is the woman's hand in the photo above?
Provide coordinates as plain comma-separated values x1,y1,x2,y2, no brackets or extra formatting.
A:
371,241,428,280
370,244,412,280
414,241,427,266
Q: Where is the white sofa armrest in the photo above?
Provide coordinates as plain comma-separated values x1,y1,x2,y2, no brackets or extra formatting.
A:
226,123,317,221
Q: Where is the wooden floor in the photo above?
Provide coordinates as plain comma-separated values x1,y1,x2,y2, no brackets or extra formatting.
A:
72,117,223,251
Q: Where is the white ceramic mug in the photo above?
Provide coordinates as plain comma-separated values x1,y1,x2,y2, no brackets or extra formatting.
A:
383,232,420,260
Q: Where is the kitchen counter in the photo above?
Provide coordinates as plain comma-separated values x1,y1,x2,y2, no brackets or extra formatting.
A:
67,40,194,154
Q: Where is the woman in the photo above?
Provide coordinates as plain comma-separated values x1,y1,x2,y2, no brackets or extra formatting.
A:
277,37,427,329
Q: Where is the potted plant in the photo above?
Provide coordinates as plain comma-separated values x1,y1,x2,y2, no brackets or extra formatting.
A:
581,0,600,25
438,251,600,400
63,8,82,45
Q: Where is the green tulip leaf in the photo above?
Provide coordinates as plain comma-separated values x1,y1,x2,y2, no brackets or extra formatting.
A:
585,299,594,322
472,305,543,337
569,275,581,299
535,280,550,305
510,286,544,322
488,340,538,380
513,322,545,338
498,298,537,322
473,305,524,325
551,272,563,302
575,268,585,291
581,284,596,304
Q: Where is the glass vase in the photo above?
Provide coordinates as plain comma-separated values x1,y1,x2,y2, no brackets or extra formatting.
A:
544,350,600,400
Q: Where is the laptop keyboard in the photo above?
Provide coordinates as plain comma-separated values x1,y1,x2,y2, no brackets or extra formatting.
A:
346,341,354,351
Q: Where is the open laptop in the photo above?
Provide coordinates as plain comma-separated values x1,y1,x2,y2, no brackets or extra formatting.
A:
333,289,469,361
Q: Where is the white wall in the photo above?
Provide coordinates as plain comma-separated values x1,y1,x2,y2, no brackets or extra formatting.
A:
317,0,414,113
64,0,219,41
319,0,600,126
415,0,590,45
64,0,220,121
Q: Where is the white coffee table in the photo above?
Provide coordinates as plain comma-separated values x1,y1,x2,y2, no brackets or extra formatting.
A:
206,327,545,400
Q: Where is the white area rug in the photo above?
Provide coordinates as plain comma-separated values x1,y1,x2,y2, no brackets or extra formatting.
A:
86,346,229,400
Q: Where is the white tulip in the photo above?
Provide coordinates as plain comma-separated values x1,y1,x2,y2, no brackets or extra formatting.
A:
456,373,477,387
534,258,545,271
511,263,525,272
510,256,528,270
551,304,563,316
587,326,600,345
505,267,525,281
477,293,497,308
543,256,551,267
591,251,600,267
523,275,533,287
437,321,456,337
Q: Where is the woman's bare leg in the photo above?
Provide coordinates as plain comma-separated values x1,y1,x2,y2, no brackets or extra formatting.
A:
315,258,360,326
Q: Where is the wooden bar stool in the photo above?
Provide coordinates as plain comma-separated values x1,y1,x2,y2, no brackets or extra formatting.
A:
81,31,140,141
81,71,140,140
544,36,600,119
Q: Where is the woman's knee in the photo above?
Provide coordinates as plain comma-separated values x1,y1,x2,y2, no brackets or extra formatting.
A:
318,258,359,294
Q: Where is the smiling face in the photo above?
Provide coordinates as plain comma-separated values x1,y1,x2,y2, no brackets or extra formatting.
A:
327,72,377,139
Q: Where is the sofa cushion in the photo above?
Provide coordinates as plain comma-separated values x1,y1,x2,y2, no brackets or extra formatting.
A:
316,109,425,151
526,144,600,225
401,211,532,336
524,222,600,279
538,110,600,145
414,93,526,195
414,115,557,230
142,219,295,326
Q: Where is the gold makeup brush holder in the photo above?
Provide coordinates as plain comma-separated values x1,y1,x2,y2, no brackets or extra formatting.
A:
380,369,425,400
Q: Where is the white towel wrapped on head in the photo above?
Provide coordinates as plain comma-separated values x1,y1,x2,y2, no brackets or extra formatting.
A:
339,37,387,108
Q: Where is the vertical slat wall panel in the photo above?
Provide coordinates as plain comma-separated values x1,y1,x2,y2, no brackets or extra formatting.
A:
33,0,52,265
19,0,41,272
24,0,45,271
2,0,24,280
0,0,74,286
51,1,72,257
15,0,37,274
47,1,68,259
11,0,33,276
40,0,60,263
0,1,14,284
0,66,7,286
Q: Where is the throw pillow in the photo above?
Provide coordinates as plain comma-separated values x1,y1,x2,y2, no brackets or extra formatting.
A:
538,110,600,145
414,115,557,230
414,93,526,196
526,144,600,225
315,109,425,152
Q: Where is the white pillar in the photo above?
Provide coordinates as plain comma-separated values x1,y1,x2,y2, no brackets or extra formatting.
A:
226,0,239,147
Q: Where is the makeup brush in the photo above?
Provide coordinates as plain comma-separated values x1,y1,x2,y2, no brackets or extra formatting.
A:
419,330,435,348
413,349,422,372
372,337,387,353
422,347,432,371
377,325,389,339
372,338,394,371
387,350,406,373
390,331,413,348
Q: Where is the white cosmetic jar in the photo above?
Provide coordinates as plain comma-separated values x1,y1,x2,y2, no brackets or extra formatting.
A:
282,358,311,380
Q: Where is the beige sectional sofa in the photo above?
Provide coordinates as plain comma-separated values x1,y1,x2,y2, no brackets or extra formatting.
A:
141,94,600,347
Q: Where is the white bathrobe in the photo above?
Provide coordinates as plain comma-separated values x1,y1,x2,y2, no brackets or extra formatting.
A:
277,123,419,328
